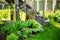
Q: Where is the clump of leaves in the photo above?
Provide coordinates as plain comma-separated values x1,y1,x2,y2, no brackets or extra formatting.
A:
2,11,8,20
1,19,43,40
53,13,60,23
22,28,32,37
26,19,33,28
6,33,19,40
48,10,60,23
32,23,43,33
15,31,22,37
0,9,10,21
1,26,10,34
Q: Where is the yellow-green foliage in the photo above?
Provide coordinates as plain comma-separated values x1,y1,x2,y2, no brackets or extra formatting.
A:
19,10,26,21
0,9,11,21
39,10,60,18
39,11,54,18
55,9,60,13
44,12,53,18
0,9,26,21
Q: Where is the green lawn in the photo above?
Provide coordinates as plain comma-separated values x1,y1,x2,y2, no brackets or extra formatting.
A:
26,24,60,40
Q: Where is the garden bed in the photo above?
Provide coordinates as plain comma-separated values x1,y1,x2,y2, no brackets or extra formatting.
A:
0,19,43,40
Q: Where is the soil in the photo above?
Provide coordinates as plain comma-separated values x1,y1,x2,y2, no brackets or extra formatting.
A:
0,33,7,40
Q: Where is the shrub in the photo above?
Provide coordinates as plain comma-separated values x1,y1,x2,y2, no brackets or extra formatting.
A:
6,33,19,40
1,21,27,34
53,13,60,23
32,23,43,32
48,10,60,23
1,19,43,40
1,22,18,34
0,9,10,21
2,11,8,20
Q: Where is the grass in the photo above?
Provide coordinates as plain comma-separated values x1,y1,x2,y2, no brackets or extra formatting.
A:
26,24,60,40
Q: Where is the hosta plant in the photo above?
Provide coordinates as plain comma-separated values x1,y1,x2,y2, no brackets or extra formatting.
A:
53,13,60,23
1,19,43,40
6,33,19,40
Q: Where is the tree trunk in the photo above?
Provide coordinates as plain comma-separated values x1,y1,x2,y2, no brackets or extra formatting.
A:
11,9,14,20
2,1,5,10
24,0,26,13
45,0,48,12
52,0,57,13
37,1,39,12
2,3,4,9
15,0,20,21
30,0,33,7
